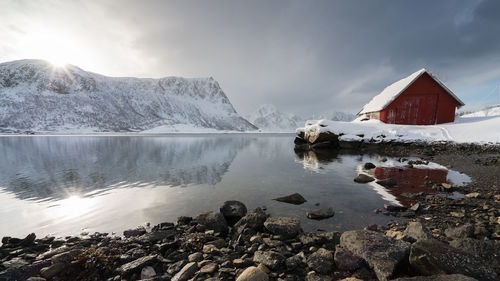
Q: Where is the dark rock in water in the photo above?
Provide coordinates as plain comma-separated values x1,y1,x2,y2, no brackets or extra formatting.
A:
123,227,147,238
354,174,375,183
334,246,366,272
340,230,410,281
392,274,478,280
306,248,333,274
220,200,247,225
305,131,339,145
364,162,376,169
177,216,192,225
409,239,498,281
253,250,285,270
306,208,335,220
294,137,308,145
376,178,397,187
449,238,500,271
233,207,269,234
444,224,474,239
273,193,307,205
264,216,302,239
384,204,407,212
403,221,432,242
194,210,228,235
171,262,198,281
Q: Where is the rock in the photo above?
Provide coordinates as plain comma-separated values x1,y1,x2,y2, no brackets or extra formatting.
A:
264,217,302,238
334,246,365,272
50,249,82,264
236,266,269,281
118,255,157,275
233,207,269,233
410,203,420,211
286,252,306,270
306,208,334,220
444,224,474,239
304,130,339,145
403,221,432,242
384,204,407,212
340,230,410,281
409,239,498,281
273,193,307,205
40,263,66,279
200,262,218,274
392,274,478,281
141,266,156,279
188,252,203,262
353,174,375,183
376,178,397,187
2,257,29,269
306,248,333,274
20,233,36,246
364,162,376,169
465,192,480,198
194,211,228,235
220,200,247,224
441,183,452,189
253,251,285,270
177,216,192,225
171,262,198,281
379,157,388,162
123,227,147,238
27,278,47,281
449,238,500,271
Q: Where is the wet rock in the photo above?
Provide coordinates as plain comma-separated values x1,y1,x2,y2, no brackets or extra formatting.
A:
118,255,157,275
340,230,410,281
123,227,147,238
236,266,269,281
306,208,334,220
220,200,247,224
40,263,66,279
334,246,365,272
304,130,339,145
403,221,432,242
141,266,156,279
384,204,407,212
177,216,192,225
233,207,269,233
353,174,375,183
444,224,474,239
392,274,478,281
409,239,498,281
194,211,228,235
376,178,397,187
306,248,333,274
364,162,376,169
20,233,36,246
50,249,82,264
253,250,285,270
273,193,307,205
171,262,198,281
264,217,302,238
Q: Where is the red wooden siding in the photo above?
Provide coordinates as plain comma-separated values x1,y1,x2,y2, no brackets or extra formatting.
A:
380,73,461,125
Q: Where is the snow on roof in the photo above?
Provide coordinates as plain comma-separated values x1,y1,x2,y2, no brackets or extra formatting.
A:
358,68,464,115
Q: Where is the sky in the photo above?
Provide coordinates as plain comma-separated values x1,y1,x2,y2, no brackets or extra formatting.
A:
1,0,500,116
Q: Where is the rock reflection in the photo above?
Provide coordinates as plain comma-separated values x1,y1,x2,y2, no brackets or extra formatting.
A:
294,149,339,173
0,136,250,201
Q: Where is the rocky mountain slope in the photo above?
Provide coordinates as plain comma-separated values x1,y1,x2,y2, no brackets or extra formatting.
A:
0,59,256,133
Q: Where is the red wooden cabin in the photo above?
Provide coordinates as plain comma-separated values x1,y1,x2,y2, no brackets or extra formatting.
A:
358,69,464,125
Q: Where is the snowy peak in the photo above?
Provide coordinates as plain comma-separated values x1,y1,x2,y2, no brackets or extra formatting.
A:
246,104,302,131
0,59,256,133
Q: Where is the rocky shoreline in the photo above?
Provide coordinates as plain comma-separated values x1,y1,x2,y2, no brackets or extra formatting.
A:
1,141,499,281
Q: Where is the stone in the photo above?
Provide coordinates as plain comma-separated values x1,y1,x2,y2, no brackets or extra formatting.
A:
20,233,36,246
334,246,365,272
364,162,376,169
123,227,147,238
236,266,269,281
449,238,500,271
306,248,333,274
27,278,47,281
188,252,203,262
444,224,474,239
264,216,302,238
465,192,480,198
171,262,198,281
273,193,307,205
220,200,247,223
376,178,397,187
200,262,218,274
253,250,285,270
50,249,82,264
403,221,432,242
117,255,157,275
286,252,306,270
306,208,334,220
141,266,156,279
392,274,478,281
410,203,420,211
353,174,375,183
304,130,339,145
340,230,410,281
384,204,407,212
409,239,498,281
194,211,228,235
40,263,66,279
233,207,269,233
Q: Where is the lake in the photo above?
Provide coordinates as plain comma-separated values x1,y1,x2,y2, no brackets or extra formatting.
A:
0,134,469,238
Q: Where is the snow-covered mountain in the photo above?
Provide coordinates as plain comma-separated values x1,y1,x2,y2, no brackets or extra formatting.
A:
246,104,355,131
0,59,256,133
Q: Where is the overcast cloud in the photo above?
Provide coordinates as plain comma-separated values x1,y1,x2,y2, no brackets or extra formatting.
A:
1,0,500,115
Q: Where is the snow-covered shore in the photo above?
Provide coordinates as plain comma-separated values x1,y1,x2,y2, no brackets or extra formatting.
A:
297,115,500,144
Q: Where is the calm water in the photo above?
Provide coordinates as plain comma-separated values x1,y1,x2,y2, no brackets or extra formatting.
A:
0,135,469,238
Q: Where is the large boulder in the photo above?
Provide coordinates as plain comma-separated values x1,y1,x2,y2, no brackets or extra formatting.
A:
236,266,269,281
449,238,500,271
253,250,285,270
233,207,269,234
353,174,375,183
194,210,228,235
304,130,339,145
171,262,198,281
340,230,410,281
306,248,334,274
334,246,366,272
306,208,335,220
220,200,247,224
264,216,302,238
273,193,307,205
444,224,474,239
409,239,498,281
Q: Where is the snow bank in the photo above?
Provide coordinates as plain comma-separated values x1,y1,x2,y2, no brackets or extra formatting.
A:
297,116,500,144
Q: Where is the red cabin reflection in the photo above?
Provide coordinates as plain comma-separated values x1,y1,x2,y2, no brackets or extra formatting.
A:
374,167,448,206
